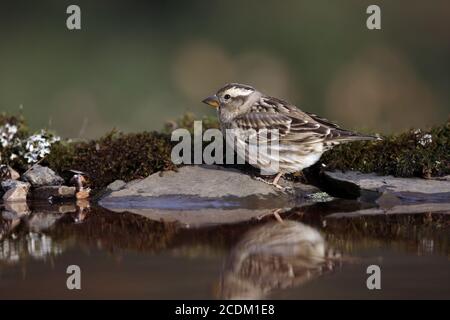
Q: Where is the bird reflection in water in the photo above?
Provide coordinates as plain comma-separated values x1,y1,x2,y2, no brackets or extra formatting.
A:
218,220,340,299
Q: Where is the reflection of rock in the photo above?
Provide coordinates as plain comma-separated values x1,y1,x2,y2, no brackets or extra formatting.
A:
105,206,285,227
218,221,336,299
22,164,64,187
27,213,62,232
1,179,30,202
2,202,31,218
0,202,90,264
4,201,30,214
327,203,450,217
0,202,30,241
0,216,21,241
99,165,322,226
0,233,64,264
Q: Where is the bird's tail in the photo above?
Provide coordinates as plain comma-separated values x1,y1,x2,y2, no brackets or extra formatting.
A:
332,131,382,143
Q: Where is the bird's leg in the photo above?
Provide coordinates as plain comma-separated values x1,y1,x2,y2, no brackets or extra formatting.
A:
253,172,286,190
256,208,284,223
271,172,284,189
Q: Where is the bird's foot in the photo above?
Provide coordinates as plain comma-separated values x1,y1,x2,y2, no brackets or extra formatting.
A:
253,176,290,191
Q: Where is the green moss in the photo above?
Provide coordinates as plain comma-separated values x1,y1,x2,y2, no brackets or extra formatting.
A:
45,130,176,192
163,112,219,134
0,113,28,134
3,112,450,193
320,121,450,178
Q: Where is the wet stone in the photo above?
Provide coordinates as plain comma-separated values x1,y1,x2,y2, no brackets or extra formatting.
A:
1,180,30,202
99,165,324,226
323,170,450,203
22,164,64,187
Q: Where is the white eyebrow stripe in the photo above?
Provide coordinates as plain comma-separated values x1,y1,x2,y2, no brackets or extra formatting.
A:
225,87,254,97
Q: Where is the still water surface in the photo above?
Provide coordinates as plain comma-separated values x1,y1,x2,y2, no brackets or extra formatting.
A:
1,200,449,299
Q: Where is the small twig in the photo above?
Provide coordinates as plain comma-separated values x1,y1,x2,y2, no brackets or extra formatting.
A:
22,156,47,176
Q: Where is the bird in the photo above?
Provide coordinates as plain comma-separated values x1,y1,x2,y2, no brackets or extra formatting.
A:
202,83,380,189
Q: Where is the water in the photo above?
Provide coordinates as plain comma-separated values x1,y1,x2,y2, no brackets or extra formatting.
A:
0,200,449,299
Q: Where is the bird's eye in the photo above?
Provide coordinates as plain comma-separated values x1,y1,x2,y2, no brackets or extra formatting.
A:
224,94,231,100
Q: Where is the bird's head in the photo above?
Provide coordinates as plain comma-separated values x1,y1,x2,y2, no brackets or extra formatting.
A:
202,83,261,116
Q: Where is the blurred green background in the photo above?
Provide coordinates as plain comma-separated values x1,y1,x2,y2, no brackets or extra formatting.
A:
0,0,449,138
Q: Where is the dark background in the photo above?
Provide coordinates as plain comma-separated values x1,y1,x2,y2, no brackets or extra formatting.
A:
1,0,449,137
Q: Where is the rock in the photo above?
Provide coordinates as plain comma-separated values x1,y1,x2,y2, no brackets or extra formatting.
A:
0,165,20,180
106,180,126,192
22,165,64,187
1,179,29,191
3,187,28,202
375,192,403,209
323,171,450,203
32,186,76,200
102,165,320,201
1,180,30,202
99,165,322,226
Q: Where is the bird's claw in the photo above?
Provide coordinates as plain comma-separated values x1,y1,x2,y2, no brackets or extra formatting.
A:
253,176,290,191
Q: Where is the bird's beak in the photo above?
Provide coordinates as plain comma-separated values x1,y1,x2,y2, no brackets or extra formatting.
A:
202,95,220,108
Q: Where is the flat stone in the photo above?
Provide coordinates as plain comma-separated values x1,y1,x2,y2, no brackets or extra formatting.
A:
22,165,64,187
32,186,76,200
323,171,450,203
121,165,284,198
1,180,30,202
99,165,323,226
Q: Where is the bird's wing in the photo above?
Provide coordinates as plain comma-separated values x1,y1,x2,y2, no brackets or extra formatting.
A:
231,97,331,144
249,96,377,143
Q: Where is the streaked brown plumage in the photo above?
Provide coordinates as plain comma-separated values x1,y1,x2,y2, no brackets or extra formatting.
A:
203,83,380,188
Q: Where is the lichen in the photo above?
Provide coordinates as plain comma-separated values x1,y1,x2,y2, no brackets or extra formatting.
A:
0,114,60,170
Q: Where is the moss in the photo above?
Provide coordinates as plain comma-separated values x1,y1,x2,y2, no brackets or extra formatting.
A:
45,130,176,192
3,112,450,193
163,112,219,134
0,113,28,134
319,121,450,178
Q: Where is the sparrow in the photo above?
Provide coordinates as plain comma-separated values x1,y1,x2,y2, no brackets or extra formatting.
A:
202,83,380,188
